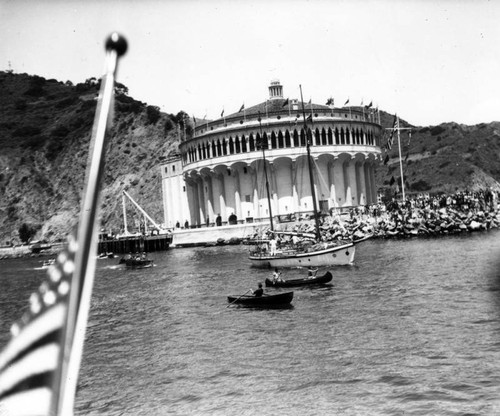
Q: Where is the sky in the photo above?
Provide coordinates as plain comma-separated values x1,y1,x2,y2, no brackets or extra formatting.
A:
1,0,500,127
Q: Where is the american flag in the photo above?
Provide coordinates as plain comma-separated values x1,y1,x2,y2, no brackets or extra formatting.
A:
0,233,77,415
0,32,127,416
385,115,399,151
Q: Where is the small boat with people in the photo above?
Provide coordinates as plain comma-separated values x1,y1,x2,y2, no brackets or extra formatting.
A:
227,291,294,308
41,258,56,268
119,253,154,269
265,270,332,287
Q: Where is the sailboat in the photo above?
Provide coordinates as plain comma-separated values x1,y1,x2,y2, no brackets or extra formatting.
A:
248,86,356,268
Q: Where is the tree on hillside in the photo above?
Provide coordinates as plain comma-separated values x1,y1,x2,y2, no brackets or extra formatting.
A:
146,105,160,124
18,223,37,244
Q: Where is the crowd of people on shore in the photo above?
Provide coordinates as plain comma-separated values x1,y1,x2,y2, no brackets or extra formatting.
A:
262,189,500,245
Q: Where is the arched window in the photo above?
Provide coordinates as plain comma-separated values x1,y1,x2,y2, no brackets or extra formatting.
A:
327,127,333,145
217,139,222,156
300,129,306,147
271,131,277,149
321,128,327,145
249,134,255,152
222,138,228,155
335,128,340,144
212,141,216,158
241,135,247,153
293,129,299,147
315,128,321,146
285,130,291,148
345,128,350,145
202,143,206,159
278,131,284,148
235,136,241,153
228,137,234,154
340,128,345,144
198,144,202,160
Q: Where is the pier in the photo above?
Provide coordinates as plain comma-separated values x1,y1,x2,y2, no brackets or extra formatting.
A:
97,234,172,254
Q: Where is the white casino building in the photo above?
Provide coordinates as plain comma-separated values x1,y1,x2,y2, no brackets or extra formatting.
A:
161,81,382,228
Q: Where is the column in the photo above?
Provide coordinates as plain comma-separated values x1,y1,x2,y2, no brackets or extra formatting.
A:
356,161,366,206
333,160,345,207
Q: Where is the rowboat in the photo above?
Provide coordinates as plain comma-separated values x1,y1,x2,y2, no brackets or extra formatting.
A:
124,258,154,269
265,271,332,287
227,291,293,307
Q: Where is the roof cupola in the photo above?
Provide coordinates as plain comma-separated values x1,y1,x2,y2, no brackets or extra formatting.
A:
268,79,283,100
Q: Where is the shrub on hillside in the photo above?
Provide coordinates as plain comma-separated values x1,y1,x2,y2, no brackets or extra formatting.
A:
146,105,160,124
430,126,445,136
19,223,38,244
13,125,41,137
411,179,431,191
51,125,70,138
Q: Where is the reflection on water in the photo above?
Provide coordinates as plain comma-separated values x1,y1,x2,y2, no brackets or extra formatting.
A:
1,231,500,415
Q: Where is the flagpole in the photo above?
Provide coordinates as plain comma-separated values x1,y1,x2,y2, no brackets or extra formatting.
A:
56,33,127,415
396,115,406,200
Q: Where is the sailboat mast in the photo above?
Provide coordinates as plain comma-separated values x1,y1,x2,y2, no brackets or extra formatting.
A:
122,192,128,234
396,115,406,200
258,115,274,231
299,85,321,241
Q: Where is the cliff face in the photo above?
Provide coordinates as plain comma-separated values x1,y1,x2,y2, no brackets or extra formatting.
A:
0,71,186,244
0,71,499,244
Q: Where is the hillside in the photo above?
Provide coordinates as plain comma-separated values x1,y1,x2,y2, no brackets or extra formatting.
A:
374,114,500,198
0,71,188,244
0,71,499,244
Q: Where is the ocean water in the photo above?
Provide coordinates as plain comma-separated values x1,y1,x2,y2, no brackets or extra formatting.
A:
1,231,500,415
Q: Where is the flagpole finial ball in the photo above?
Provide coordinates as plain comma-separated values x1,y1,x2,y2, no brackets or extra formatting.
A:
105,32,128,57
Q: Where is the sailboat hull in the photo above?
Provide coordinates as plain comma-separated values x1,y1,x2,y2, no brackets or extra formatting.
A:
249,242,355,268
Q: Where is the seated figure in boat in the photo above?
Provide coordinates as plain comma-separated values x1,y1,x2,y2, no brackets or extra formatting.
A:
307,267,318,279
253,283,264,297
272,268,283,283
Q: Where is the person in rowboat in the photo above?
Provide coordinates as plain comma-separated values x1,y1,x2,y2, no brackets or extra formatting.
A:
307,267,318,279
253,283,264,297
272,268,283,283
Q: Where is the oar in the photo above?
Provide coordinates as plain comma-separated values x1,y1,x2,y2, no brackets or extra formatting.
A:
226,289,252,307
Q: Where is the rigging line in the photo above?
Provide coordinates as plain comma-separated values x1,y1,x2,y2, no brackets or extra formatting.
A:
311,157,330,197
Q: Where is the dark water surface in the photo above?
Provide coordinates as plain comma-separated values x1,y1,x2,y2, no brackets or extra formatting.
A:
2,231,500,415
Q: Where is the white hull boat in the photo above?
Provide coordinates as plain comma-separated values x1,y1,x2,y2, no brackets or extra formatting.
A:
249,241,355,268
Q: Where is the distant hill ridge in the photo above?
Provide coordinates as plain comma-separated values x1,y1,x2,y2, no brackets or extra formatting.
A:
0,71,499,243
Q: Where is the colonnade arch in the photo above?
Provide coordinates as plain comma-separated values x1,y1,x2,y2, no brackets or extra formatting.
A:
179,153,378,227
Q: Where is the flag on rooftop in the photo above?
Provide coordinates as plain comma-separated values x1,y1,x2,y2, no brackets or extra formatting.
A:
344,98,349,106
239,103,245,112
220,109,224,117
366,101,373,108
282,98,289,107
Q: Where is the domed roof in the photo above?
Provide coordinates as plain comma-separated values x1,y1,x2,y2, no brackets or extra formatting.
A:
224,98,331,120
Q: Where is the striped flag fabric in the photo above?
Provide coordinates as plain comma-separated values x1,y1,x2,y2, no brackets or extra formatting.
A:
0,32,127,416
385,115,399,151
0,234,78,416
